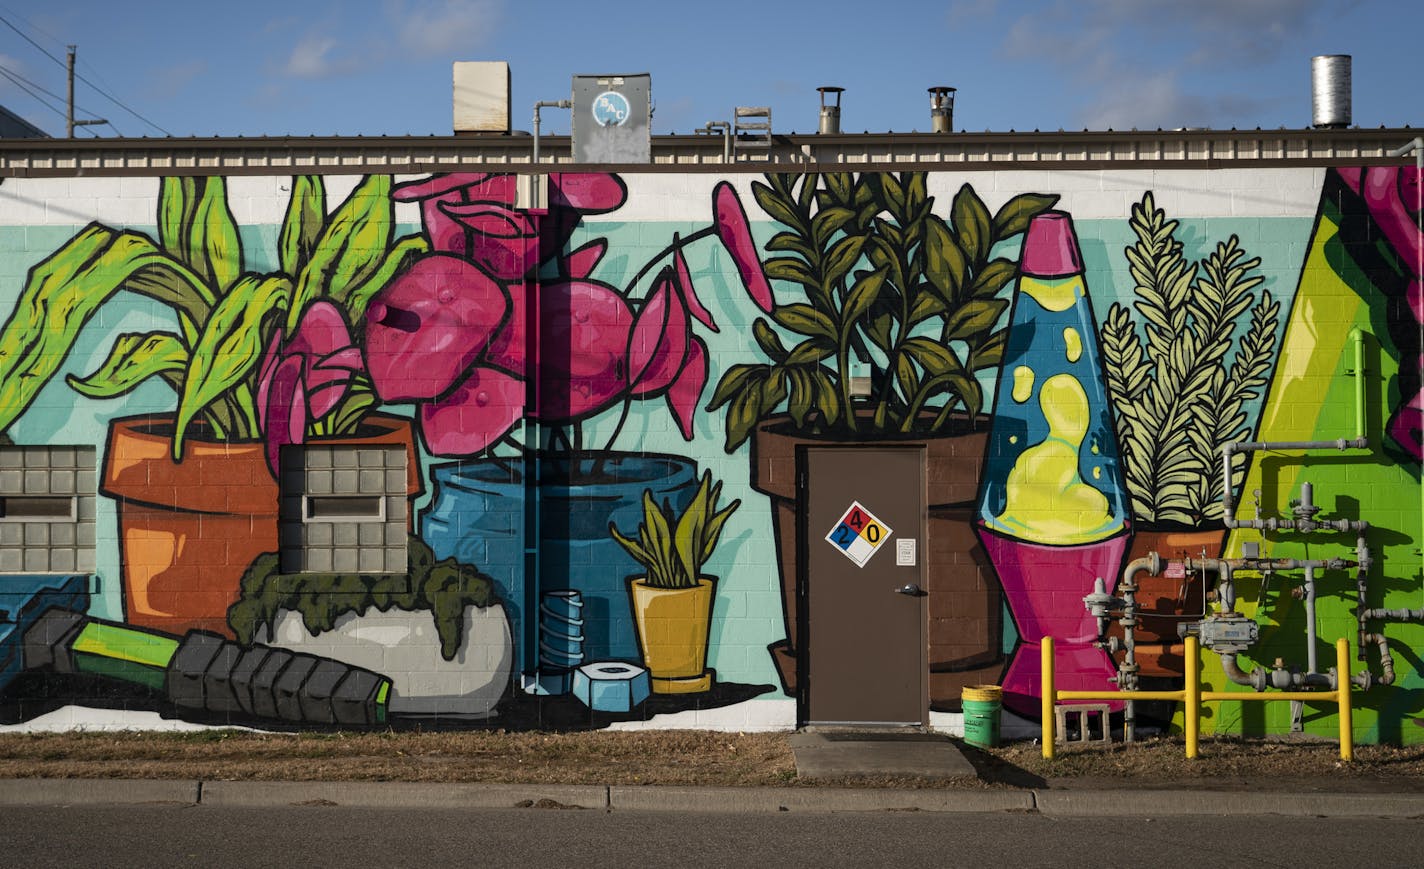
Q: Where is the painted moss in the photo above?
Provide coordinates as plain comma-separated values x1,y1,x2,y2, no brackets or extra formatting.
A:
227,536,497,661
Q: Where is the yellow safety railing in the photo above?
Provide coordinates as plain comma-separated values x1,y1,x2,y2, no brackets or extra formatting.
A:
1040,635,1353,761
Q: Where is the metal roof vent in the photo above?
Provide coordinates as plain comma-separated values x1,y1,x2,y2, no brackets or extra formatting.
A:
1311,55,1352,129
818,86,843,134
929,87,956,133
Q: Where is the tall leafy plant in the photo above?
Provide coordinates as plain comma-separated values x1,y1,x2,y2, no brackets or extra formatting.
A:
1100,192,1280,526
609,470,741,589
0,175,424,458
707,172,1057,451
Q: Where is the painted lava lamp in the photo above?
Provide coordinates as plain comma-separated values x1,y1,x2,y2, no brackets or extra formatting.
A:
975,211,1130,716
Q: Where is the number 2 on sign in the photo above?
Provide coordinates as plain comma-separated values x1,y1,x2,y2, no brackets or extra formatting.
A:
832,524,855,547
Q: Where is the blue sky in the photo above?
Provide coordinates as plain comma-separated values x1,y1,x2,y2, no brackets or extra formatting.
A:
0,0,1420,140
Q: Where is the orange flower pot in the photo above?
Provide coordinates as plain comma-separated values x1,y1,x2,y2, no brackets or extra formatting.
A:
101,413,420,637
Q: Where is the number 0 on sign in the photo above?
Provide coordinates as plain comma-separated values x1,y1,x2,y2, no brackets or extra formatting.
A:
825,501,893,568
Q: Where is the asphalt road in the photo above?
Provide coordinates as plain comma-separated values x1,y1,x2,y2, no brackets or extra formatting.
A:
0,805,1418,868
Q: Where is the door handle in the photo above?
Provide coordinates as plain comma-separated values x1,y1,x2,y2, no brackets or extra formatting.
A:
894,583,924,596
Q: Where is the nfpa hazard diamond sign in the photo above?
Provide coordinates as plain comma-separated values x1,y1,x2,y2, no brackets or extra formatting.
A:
825,501,892,568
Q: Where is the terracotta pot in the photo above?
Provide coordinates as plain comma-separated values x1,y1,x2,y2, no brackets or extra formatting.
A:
628,576,716,694
1110,525,1226,677
750,414,1005,709
101,412,420,637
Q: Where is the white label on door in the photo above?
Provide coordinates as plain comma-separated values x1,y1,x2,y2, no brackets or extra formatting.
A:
825,500,893,567
896,538,916,566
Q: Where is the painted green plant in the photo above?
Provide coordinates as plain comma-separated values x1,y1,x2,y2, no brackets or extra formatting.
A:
0,175,425,461
609,470,741,589
228,536,497,661
1100,192,1281,526
707,172,1058,451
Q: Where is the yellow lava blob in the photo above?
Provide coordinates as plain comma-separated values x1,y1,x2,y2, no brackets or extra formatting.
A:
989,373,1123,545
1063,326,1082,363
1012,365,1035,403
1019,275,1083,313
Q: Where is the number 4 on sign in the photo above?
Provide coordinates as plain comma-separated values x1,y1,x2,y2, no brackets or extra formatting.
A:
824,500,893,568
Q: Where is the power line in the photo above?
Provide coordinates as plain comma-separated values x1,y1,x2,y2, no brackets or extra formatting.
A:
0,12,168,136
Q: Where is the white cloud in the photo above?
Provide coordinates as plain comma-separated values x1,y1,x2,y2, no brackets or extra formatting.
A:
390,0,502,55
994,0,1341,129
281,35,348,79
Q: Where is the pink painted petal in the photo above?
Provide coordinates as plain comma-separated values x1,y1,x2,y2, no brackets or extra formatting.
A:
712,180,774,312
1336,167,1364,195
1362,167,1424,280
256,327,285,434
664,337,708,441
304,348,360,419
286,301,351,358
418,365,525,457
392,173,495,202
1388,385,1424,462
364,254,511,401
439,202,538,280
564,239,607,280
550,173,627,213
440,202,530,237
630,270,690,397
626,273,671,387
484,281,527,377
533,280,633,422
673,242,718,332
264,355,308,476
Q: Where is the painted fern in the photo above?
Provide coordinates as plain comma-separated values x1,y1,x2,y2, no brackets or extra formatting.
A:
1102,193,1280,526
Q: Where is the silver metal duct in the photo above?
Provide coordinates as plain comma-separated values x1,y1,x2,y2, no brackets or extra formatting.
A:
1312,55,1352,129
818,86,843,134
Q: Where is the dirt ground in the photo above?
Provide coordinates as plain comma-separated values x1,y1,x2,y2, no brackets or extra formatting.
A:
1,730,1422,791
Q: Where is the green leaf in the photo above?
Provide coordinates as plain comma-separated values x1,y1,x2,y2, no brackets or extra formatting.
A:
822,234,868,289
67,332,188,399
811,205,855,248
840,266,889,336
764,256,818,287
943,298,1009,340
0,225,210,433
159,177,241,292
279,176,326,277
901,335,965,376
288,175,393,333
921,216,965,300
752,179,805,232
772,303,837,340
991,192,1060,240
722,378,767,452
785,336,835,366
753,319,789,362
969,258,1017,300
707,362,770,411
174,274,293,457
950,184,992,264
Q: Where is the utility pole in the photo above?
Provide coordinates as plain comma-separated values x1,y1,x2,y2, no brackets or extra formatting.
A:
66,45,107,138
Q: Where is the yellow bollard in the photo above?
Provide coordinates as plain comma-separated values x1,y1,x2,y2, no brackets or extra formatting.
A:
1185,635,1200,759
1042,637,1055,760
1337,637,1353,762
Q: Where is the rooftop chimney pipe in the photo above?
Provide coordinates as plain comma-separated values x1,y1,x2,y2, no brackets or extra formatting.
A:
929,86,955,133
818,86,843,134
1311,55,1352,129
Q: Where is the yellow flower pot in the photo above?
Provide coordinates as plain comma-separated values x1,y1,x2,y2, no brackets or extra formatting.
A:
627,577,716,694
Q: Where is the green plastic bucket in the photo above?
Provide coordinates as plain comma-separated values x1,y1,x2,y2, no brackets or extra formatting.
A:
961,684,1002,748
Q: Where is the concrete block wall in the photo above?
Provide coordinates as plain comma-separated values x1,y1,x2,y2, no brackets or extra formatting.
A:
279,446,408,574
0,446,96,574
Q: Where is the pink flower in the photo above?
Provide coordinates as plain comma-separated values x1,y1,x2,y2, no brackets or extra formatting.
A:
257,301,362,474
713,180,774,312
364,254,511,401
392,172,627,281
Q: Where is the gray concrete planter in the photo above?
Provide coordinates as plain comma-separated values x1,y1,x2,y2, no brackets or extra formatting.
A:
254,604,513,717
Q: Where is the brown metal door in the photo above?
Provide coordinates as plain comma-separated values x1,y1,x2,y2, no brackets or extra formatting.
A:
801,446,927,725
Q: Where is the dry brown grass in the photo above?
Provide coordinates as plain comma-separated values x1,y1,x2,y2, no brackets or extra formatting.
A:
2,730,1423,790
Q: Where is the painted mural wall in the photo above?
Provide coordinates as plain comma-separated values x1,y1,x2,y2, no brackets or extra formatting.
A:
0,165,1418,743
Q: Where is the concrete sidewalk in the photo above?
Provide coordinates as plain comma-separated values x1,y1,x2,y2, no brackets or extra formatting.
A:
1,778,1422,818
